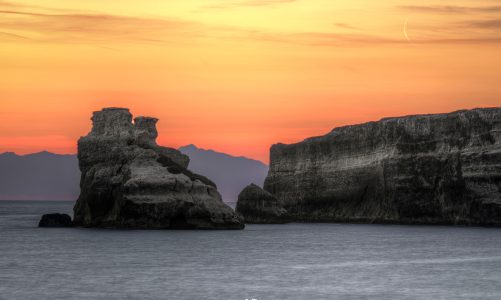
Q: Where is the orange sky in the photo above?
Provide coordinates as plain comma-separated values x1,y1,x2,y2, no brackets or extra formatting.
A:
1,0,500,163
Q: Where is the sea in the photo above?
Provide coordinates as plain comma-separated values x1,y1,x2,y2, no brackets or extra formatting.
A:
1,200,501,300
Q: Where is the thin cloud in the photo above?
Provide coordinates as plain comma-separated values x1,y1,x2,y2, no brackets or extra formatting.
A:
0,0,24,8
420,37,501,44
271,31,398,46
242,30,501,46
0,5,395,47
399,5,501,14
201,0,295,10
466,19,501,29
1,2,500,47
0,0,66,12
199,26,398,46
333,23,359,30
0,9,199,43
393,7,501,45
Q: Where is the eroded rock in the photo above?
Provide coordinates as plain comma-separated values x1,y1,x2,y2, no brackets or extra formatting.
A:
73,107,244,229
264,108,501,226
236,184,288,223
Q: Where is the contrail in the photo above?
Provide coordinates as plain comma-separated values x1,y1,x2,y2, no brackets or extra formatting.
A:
0,31,31,40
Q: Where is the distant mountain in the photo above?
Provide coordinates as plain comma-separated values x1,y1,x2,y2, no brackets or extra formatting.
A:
0,151,80,200
179,144,269,204
0,146,268,203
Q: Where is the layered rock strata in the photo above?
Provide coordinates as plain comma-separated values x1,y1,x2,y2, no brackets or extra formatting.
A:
73,108,244,229
262,108,501,225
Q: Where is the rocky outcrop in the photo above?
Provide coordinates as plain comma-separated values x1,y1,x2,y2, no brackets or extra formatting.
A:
264,108,501,226
236,184,288,223
38,213,73,227
73,108,244,229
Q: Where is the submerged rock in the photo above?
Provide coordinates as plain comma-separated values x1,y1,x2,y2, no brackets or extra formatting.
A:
264,108,501,226
73,107,244,229
38,213,73,227
236,184,289,223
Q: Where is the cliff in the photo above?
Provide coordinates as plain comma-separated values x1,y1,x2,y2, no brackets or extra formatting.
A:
73,108,244,229
263,108,501,225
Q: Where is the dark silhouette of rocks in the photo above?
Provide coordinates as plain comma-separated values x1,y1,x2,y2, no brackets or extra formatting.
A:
38,213,73,227
236,184,288,223
73,108,244,229
245,108,501,226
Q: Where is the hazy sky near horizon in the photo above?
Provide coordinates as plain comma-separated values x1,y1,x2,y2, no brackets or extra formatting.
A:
1,0,500,162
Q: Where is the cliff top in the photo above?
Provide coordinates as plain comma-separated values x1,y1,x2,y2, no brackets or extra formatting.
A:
272,107,501,149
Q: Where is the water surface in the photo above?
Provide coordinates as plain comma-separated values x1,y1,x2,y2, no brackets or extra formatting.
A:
1,200,500,299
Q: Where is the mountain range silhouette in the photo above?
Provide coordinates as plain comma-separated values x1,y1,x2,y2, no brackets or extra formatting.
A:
0,145,268,203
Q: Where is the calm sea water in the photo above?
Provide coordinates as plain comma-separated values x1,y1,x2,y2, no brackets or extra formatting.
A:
1,200,501,300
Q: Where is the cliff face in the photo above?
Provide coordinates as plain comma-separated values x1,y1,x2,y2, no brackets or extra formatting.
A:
264,108,501,225
73,108,244,229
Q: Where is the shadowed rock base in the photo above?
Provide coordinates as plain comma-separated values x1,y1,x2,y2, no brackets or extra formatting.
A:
72,108,244,230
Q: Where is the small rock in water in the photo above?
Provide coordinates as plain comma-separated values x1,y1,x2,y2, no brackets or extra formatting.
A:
38,213,73,227
236,183,289,224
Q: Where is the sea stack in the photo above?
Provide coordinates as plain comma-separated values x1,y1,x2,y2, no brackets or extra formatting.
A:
236,184,289,223
241,108,501,226
72,108,244,229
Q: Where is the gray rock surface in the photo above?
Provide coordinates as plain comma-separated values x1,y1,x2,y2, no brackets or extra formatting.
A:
236,184,288,223
39,213,73,227
264,108,501,225
73,108,244,229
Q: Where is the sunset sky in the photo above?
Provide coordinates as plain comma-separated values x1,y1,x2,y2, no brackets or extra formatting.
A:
1,0,500,162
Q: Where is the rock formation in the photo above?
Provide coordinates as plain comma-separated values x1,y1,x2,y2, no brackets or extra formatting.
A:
38,213,73,227
236,184,289,223
260,108,501,226
72,108,244,229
